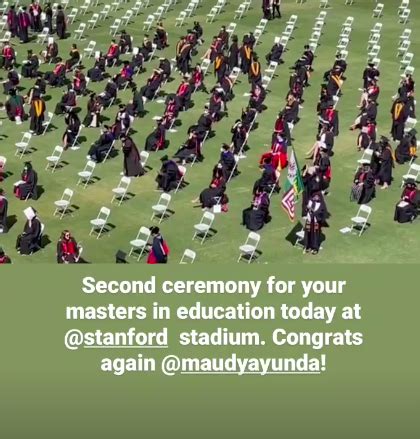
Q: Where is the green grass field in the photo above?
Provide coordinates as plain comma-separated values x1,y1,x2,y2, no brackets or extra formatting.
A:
0,0,418,263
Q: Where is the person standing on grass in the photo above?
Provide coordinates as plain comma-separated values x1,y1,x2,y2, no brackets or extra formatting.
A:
147,227,170,264
56,5,66,39
272,0,281,19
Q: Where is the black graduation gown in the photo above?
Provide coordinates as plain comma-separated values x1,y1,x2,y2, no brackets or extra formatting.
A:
376,147,394,185
228,42,239,69
0,196,8,232
145,125,165,151
56,11,66,39
351,170,376,204
17,218,41,255
302,173,323,216
303,202,326,252
242,194,271,231
395,136,414,164
16,170,38,200
199,179,227,208
123,139,144,177
156,160,179,191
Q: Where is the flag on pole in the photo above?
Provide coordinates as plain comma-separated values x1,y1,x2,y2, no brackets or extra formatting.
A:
281,147,304,221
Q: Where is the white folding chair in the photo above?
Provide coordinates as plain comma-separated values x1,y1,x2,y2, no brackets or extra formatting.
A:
201,58,211,75
37,27,49,44
143,14,155,31
88,13,99,29
89,207,110,239
53,188,73,219
42,112,54,135
122,9,133,25
175,10,186,27
399,28,411,45
372,3,384,18
80,0,91,15
74,23,86,40
84,40,96,58
139,151,150,169
399,8,410,24
99,4,111,20
226,22,236,36
45,145,63,172
400,52,414,69
397,40,410,57
180,249,196,264
68,7,78,23
129,226,151,260
350,205,372,236
320,0,329,8
111,176,131,205
229,66,241,84
174,165,186,193
237,232,260,263
234,3,246,20
133,1,143,16
356,148,373,171
206,7,217,23
193,211,215,244
109,18,121,36
154,6,164,20
77,160,96,188
401,163,420,187
151,193,171,223
15,132,32,158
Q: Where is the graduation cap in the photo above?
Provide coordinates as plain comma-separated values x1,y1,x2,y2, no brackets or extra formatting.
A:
160,154,169,162
0,247,4,256
23,207,36,221
115,250,128,263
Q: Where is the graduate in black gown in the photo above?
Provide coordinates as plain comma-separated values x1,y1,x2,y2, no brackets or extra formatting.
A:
62,108,81,149
156,155,180,192
87,126,116,162
16,207,42,255
56,5,66,39
0,189,8,233
303,194,328,255
14,162,38,200
351,163,376,204
147,227,169,264
21,50,39,78
195,164,228,209
121,134,144,177
145,118,166,151
57,230,80,263
394,180,419,223
395,129,417,165
242,187,271,231
374,137,394,189
29,95,46,135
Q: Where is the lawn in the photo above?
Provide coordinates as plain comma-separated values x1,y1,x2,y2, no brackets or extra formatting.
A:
0,0,418,264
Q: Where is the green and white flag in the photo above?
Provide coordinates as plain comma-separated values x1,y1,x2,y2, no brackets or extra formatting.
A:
281,147,304,221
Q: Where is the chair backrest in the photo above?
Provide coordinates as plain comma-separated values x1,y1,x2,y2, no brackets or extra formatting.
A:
85,160,96,172
99,206,110,219
120,176,131,188
202,211,215,225
22,132,32,143
137,226,151,241
178,165,186,176
159,193,171,205
246,232,260,247
181,249,196,263
63,188,73,200
140,150,149,164
53,145,64,156
0,155,6,166
358,204,372,219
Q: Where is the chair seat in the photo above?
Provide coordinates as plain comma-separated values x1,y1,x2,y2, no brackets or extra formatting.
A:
55,200,69,208
90,219,106,227
112,188,126,195
78,171,92,178
152,204,166,212
130,239,147,248
194,224,210,232
47,156,59,162
239,244,256,254
15,142,27,148
351,216,366,224
296,230,305,239
403,174,415,180
358,159,371,165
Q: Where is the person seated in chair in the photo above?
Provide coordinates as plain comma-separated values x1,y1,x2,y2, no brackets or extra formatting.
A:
140,68,163,101
394,179,420,223
0,188,8,234
156,155,181,192
87,125,115,163
44,58,66,86
57,230,81,263
175,77,192,111
72,68,87,96
2,69,20,95
5,88,26,122
119,29,133,54
266,40,284,64
62,108,81,149
0,41,16,70
242,187,271,231
193,164,229,210
145,118,166,151
173,129,202,164
41,38,59,64
130,49,144,74
16,207,42,255
21,49,39,78
220,143,238,178
65,43,81,71
106,39,120,67
54,86,77,115
14,162,38,200
116,61,134,89
97,77,118,107
87,54,105,82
